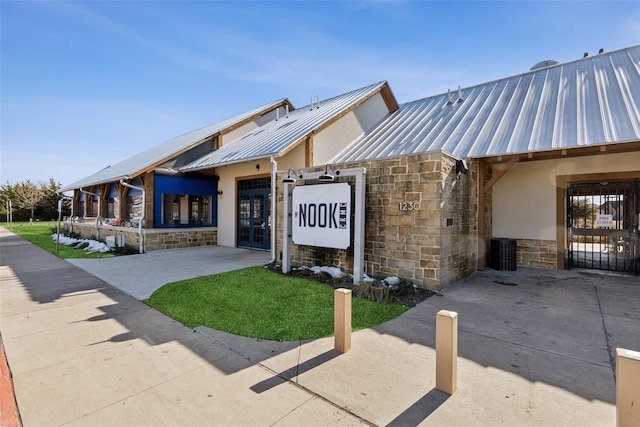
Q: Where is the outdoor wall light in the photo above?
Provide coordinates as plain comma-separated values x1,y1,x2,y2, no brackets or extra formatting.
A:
455,159,469,176
318,164,340,182
283,169,303,183
217,190,223,195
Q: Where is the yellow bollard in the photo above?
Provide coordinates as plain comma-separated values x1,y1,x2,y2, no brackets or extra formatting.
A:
436,310,458,395
334,289,352,353
616,348,640,427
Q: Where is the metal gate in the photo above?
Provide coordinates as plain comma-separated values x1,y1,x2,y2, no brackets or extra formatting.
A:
567,180,639,275
237,178,271,250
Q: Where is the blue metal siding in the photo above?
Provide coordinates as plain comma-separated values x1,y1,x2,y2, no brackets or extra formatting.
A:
153,174,218,227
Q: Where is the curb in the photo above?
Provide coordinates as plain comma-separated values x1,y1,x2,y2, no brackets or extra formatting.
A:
0,338,21,427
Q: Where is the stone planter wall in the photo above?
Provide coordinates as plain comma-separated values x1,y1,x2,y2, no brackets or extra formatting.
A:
64,222,217,252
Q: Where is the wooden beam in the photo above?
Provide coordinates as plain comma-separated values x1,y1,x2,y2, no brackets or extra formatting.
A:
555,176,566,270
483,156,519,193
306,136,313,167
477,160,487,270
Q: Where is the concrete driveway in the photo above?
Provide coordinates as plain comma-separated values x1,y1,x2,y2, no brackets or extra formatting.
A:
375,267,640,406
67,245,272,299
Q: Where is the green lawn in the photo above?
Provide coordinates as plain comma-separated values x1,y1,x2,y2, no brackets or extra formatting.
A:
4,221,115,259
5,221,407,341
145,267,407,341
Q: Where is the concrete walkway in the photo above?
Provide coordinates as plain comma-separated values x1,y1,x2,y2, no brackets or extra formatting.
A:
67,245,271,299
1,226,639,426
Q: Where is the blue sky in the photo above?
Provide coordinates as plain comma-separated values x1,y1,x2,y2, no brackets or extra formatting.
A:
2,1,639,186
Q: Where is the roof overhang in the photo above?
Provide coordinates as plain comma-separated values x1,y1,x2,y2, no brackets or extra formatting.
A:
477,140,640,165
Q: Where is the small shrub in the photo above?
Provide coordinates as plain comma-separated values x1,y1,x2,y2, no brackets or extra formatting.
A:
356,282,375,300
388,278,416,297
355,282,391,304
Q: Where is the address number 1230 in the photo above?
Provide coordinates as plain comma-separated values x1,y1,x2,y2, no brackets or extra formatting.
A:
399,201,421,211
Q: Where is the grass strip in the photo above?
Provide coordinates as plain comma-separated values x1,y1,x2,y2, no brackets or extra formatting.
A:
4,221,114,259
145,267,407,341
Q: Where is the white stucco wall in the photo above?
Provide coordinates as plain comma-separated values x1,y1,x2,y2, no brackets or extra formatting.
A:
492,151,640,240
214,94,389,248
215,143,306,247
313,93,388,166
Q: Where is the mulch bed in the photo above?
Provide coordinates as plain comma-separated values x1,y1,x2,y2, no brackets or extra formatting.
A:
264,263,437,308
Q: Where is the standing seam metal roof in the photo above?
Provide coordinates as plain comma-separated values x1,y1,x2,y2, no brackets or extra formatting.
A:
330,45,640,164
179,81,389,171
60,99,289,191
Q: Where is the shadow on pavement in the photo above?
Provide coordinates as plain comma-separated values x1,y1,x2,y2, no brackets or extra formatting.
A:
250,350,340,394
386,388,450,427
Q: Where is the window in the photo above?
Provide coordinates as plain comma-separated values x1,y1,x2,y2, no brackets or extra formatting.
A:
162,194,181,224
160,194,212,226
189,196,210,224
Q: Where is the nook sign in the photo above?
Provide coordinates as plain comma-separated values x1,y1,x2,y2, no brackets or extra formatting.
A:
292,183,351,249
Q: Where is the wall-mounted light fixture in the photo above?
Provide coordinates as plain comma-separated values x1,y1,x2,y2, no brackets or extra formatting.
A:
455,159,469,176
256,164,260,171
318,164,340,182
217,190,223,196
283,169,303,183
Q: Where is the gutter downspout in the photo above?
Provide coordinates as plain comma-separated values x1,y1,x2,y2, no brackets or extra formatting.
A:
61,193,74,234
270,156,277,263
80,188,100,241
120,179,145,254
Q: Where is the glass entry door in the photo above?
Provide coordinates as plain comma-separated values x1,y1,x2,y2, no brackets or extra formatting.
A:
237,178,271,250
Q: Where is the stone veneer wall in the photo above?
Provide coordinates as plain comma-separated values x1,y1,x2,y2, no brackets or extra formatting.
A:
516,239,557,269
276,152,478,291
65,222,217,252
438,155,478,288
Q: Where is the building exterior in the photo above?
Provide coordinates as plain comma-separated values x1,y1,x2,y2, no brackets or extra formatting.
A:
62,81,398,253
63,45,640,290
321,45,640,286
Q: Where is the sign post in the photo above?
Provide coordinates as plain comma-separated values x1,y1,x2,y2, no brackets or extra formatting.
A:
282,167,366,283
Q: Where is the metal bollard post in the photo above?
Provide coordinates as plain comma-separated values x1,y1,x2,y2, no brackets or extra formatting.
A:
436,310,458,395
334,288,352,353
616,348,640,427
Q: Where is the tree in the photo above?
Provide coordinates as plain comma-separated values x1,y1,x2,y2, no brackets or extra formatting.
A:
37,178,68,220
570,197,598,228
12,180,44,221
0,178,69,222
0,182,17,221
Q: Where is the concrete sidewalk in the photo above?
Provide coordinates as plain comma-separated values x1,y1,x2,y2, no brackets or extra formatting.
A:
66,245,271,300
1,227,639,426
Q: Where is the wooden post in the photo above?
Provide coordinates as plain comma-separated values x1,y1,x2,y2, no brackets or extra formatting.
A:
616,348,640,427
436,310,458,395
334,289,352,353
